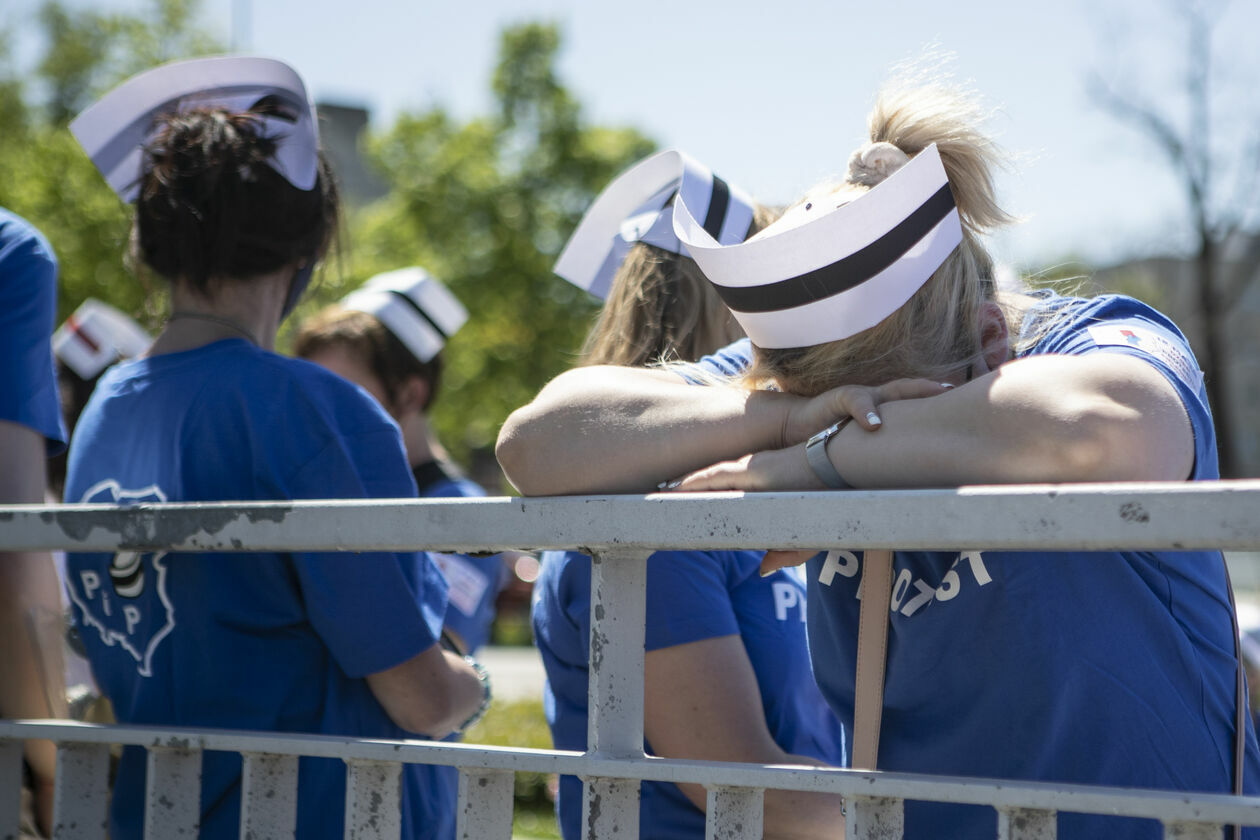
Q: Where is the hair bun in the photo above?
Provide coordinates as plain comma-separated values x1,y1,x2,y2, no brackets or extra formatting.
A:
846,141,910,187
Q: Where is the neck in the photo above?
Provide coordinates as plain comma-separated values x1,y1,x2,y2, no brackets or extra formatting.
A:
151,269,294,355
398,414,448,469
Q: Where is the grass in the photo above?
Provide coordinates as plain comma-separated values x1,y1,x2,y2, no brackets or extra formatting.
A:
462,696,562,839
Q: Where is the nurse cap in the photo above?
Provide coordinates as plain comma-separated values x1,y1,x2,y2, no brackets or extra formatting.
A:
340,267,468,363
673,143,962,349
554,150,757,300
53,299,153,380
70,55,320,203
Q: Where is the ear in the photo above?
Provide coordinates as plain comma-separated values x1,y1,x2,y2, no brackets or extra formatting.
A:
977,301,1011,372
392,375,431,418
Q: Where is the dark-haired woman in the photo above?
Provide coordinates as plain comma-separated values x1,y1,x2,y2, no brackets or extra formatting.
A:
64,57,485,840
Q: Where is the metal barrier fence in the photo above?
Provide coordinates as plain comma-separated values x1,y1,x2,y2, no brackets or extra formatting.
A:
3,480,1260,839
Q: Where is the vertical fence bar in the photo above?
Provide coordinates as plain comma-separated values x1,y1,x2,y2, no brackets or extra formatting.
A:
1164,822,1226,840
240,752,298,840
1,738,22,840
845,795,903,840
144,746,201,837
52,741,110,840
582,549,649,840
999,807,1056,840
455,767,514,840
705,785,764,840
343,759,401,840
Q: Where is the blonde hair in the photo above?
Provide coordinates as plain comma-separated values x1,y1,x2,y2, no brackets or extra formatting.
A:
581,204,778,367
750,82,1019,395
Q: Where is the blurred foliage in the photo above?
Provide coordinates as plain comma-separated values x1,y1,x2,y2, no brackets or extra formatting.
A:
0,0,222,329
285,23,655,466
2,4,653,476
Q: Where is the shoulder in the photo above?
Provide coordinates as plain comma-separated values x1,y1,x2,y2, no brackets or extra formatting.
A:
183,346,413,495
1018,292,1202,389
0,208,57,276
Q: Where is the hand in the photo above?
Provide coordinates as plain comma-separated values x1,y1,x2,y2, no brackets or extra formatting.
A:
668,449,827,577
781,379,952,447
671,445,816,493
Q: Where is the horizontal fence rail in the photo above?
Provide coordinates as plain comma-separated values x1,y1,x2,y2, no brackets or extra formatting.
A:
3,480,1260,554
4,481,1260,840
5,721,1260,826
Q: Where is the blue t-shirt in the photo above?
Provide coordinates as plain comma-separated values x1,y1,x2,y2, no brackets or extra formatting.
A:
64,340,454,840
803,293,1260,838
413,461,506,655
0,207,67,451
532,549,847,840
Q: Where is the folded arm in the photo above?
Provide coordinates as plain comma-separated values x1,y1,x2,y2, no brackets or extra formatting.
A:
495,365,947,495
679,353,1196,493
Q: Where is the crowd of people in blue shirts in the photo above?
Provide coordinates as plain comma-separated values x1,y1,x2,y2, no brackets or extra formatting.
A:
2,53,1258,840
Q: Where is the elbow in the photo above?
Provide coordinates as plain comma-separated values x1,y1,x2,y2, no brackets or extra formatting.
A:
495,408,548,496
1047,397,1188,483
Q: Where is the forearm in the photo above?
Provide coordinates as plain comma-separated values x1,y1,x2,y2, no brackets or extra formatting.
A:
0,422,66,787
830,354,1194,487
496,366,795,495
0,551,68,787
366,644,485,739
762,757,847,840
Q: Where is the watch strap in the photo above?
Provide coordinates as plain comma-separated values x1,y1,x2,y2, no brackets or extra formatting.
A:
805,417,852,489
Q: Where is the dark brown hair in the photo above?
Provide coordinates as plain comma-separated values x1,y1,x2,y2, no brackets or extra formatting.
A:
294,308,443,412
133,104,339,294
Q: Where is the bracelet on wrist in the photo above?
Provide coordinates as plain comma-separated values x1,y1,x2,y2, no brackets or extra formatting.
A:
455,656,492,735
804,417,853,489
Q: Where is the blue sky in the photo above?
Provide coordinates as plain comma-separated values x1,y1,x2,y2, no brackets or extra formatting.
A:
7,0,1260,269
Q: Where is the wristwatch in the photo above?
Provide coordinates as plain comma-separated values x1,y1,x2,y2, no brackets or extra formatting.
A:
805,417,853,489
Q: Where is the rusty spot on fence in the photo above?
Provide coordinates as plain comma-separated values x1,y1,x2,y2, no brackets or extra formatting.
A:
1120,503,1150,524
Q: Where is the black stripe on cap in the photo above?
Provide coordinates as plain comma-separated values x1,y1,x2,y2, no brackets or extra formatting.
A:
702,176,731,239
711,183,956,314
387,289,448,342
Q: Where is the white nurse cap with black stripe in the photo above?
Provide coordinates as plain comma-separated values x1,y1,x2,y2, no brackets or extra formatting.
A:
673,143,962,349
340,267,468,363
53,299,153,380
70,56,320,203
554,150,757,300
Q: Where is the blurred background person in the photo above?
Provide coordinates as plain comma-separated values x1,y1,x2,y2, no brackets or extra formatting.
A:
295,267,509,655
530,151,848,840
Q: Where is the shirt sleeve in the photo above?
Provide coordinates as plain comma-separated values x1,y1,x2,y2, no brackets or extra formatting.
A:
1025,295,1216,480
284,427,449,678
644,550,739,650
0,210,68,451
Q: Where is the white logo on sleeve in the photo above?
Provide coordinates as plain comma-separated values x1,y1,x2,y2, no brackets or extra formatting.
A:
67,480,175,678
1087,324,1204,391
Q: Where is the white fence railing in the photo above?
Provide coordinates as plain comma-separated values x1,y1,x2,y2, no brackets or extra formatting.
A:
3,480,1260,840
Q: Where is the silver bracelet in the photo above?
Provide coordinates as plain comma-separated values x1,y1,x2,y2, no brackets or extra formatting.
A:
804,417,853,489
455,656,492,734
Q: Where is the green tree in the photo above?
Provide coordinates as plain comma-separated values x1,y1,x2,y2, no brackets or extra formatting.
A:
0,0,221,326
297,23,654,471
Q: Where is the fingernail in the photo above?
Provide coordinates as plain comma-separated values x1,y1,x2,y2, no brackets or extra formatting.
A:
663,479,683,491
656,480,669,491
865,411,881,426
940,383,955,390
